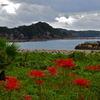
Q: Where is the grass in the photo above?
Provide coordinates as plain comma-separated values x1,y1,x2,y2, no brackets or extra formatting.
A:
0,51,100,100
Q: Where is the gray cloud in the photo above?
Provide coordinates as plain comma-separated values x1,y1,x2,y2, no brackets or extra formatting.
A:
0,0,100,30
50,11,100,30
0,1,58,27
10,0,100,12
0,4,8,6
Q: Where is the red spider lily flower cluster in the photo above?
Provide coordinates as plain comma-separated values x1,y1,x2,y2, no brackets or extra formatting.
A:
23,95,32,100
4,76,20,91
97,64,100,69
29,70,45,78
54,86,60,88
29,70,45,85
36,80,44,84
71,73,77,77
47,67,59,75
86,66,99,70
54,58,75,69
72,79,90,87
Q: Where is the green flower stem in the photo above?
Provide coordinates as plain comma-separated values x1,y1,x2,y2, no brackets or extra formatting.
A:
38,84,42,100
8,90,13,100
62,68,66,84
47,75,52,88
78,86,83,99
62,68,71,85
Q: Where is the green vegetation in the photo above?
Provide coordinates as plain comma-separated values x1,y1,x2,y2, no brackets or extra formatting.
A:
68,30,100,37
0,22,72,40
0,38,19,69
1,22,100,41
0,39,100,100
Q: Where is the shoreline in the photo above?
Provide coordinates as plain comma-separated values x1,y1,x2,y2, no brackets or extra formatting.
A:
7,37,100,42
18,48,100,55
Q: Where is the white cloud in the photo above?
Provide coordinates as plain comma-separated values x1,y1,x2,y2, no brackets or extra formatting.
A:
55,16,76,24
48,11,100,30
0,0,20,14
0,1,57,27
0,0,100,30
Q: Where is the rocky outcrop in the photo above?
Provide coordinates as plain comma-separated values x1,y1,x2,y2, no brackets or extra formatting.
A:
75,41,100,50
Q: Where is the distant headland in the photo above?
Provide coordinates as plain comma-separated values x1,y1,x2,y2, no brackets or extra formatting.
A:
0,21,100,42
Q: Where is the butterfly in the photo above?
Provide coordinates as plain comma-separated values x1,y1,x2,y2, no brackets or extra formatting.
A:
0,70,6,81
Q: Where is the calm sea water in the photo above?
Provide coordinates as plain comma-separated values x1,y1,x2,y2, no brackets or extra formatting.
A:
16,39,100,50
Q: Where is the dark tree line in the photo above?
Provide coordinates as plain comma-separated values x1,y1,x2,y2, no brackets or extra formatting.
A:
1,22,99,40
0,22,72,40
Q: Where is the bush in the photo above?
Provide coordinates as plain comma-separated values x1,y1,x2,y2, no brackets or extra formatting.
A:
0,38,19,68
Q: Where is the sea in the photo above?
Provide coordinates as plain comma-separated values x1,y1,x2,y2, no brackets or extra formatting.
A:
16,39,100,50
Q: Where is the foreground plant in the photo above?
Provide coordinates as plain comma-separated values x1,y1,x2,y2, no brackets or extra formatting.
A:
73,78,90,87
86,66,99,70
0,38,19,69
73,78,91,99
0,76,20,100
47,67,59,75
46,67,59,88
1,51,100,99
54,58,75,84
29,70,45,100
23,95,32,100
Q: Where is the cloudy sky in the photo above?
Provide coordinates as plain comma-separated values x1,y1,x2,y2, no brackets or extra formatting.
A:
0,0,100,30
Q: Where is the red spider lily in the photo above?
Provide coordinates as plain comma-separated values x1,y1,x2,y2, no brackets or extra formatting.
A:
35,80,44,84
72,79,90,87
97,64,100,69
54,59,65,64
5,76,13,82
86,66,99,70
54,86,60,88
6,76,13,79
4,77,20,91
29,70,45,78
54,58,75,69
71,73,77,77
23,95,32,100
47,67,59,75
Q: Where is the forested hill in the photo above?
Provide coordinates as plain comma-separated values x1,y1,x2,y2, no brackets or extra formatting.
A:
63,30,100,37
0,22,72,41
0,22,100,41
